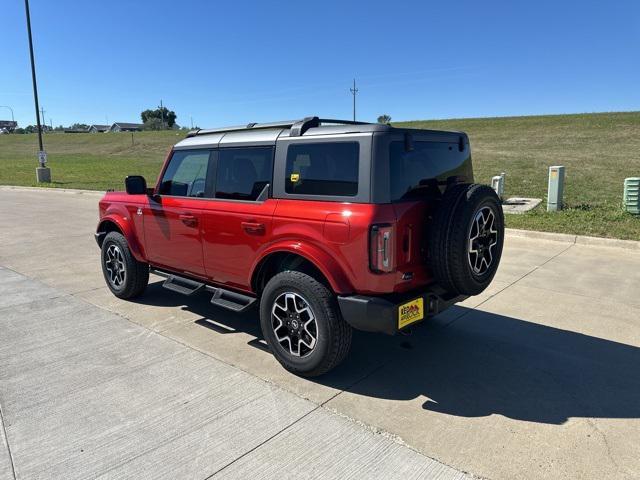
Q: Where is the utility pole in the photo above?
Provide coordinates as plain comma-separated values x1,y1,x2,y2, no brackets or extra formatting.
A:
190,116,193,129
24,0,50,182
160,99,165,130
350,78,358,122
40,107,45,131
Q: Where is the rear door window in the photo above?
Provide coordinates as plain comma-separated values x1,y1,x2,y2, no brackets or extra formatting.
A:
285,142,359,196
159,149,211,197
215,147,273,201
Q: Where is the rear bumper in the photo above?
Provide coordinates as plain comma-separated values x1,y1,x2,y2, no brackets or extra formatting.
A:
337,288,467,335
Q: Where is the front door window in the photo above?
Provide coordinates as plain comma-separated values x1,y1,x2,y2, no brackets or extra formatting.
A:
160,149,212,198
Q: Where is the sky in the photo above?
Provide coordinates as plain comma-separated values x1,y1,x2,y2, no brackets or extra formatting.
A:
1,0,639,129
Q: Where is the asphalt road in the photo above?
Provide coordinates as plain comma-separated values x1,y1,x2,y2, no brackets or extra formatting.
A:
1,186,639,479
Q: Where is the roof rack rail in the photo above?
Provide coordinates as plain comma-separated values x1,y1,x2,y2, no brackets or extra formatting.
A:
187,116,372,138
187,119,299,138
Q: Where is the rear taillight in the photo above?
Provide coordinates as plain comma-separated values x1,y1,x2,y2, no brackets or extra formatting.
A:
369,224,394,273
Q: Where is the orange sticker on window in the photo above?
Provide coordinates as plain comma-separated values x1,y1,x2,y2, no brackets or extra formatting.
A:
290,173,300,182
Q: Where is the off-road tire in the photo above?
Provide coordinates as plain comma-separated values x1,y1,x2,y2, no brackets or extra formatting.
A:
101,231,149,299
427,183,504,295
260,271,352,377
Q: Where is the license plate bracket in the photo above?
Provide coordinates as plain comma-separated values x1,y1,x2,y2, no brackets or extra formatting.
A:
398,297,425,329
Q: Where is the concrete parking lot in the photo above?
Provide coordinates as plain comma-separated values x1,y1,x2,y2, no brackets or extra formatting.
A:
1,186,639,479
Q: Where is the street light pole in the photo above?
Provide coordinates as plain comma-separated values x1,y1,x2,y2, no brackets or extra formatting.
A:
24,0,50,182
0,106,14,123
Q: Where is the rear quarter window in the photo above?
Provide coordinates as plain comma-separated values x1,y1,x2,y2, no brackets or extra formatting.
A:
285,142,359,196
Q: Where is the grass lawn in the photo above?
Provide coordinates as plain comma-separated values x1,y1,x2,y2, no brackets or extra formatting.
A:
1,112,639,240
0,130,181,191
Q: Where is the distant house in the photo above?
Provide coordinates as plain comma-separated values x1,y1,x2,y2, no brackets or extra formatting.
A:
88,124,109,133
110,122,143,132
0,120,17,133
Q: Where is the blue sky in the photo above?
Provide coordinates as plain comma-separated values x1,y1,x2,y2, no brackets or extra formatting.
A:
1,0,639,128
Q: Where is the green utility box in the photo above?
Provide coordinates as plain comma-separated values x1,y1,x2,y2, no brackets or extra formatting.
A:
624,177,640,215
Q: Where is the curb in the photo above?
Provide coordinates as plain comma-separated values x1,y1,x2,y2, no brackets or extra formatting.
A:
506,228,640,250
2,185,638,251
0,185,104,195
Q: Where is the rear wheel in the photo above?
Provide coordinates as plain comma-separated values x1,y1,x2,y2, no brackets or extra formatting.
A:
260,271,352,377
101,231,149,299
427,184,504,295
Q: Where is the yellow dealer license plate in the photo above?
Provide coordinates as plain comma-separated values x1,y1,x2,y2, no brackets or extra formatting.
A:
398,297,424,329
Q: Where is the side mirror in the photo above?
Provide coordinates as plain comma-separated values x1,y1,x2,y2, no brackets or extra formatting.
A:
125,175,147,195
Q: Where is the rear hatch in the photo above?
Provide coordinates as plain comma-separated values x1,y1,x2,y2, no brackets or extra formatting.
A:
372,130,474,289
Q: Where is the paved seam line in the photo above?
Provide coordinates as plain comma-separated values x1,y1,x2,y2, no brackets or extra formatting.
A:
0,293,69,312
312,363,475,476
503,281,640,311
443,242,576,329
0,401,17,480
9,349,187,418
92,387,269,480
204,405,321,479
204,382,364,479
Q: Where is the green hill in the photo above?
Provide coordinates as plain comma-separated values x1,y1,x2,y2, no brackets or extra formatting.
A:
1,111,639,239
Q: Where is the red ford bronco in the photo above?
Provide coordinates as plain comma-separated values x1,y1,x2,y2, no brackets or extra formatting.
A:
96,117,504,376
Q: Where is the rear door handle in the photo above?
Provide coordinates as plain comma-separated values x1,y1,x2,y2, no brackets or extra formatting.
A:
179,213,198,228
241,221,265,235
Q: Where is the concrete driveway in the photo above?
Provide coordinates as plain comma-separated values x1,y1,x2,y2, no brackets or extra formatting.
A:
1,186,639,479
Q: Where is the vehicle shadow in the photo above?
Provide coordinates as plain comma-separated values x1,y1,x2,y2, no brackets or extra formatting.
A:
135,281,640,425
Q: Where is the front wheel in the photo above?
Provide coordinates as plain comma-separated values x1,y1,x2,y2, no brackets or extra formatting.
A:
260,271,352,377
100,231,149,299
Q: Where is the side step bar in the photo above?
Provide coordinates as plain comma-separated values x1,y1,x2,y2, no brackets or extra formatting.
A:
162,274,204,296
151,268,256,313
210,289,255,312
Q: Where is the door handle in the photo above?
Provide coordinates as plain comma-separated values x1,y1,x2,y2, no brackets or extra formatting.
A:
241,221,265,235
179,213,198,228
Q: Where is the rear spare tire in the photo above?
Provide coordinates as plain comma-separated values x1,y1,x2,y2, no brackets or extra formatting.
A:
427,184,504,296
